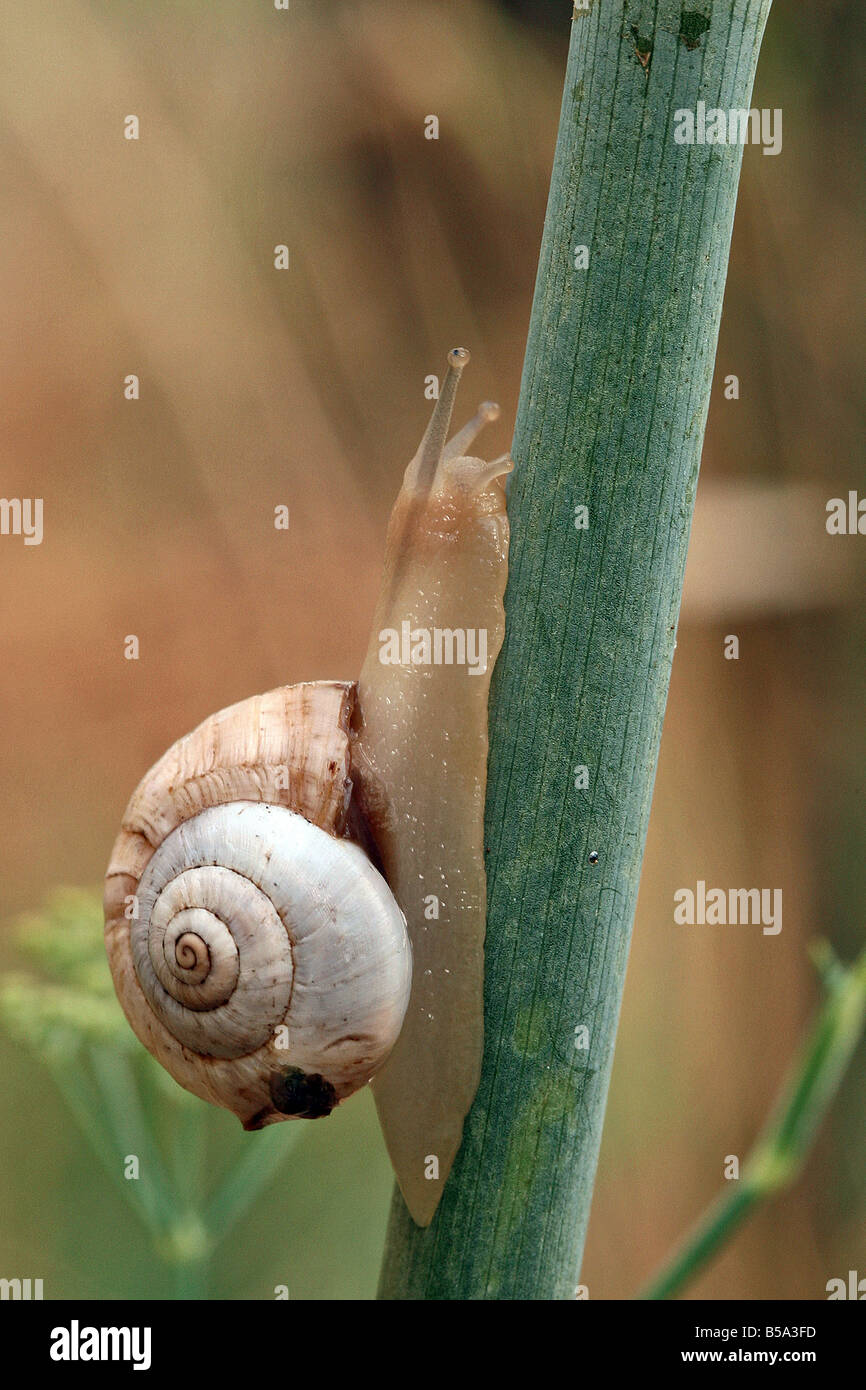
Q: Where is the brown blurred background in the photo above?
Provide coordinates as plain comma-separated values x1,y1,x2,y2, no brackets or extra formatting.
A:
0,0,863,1298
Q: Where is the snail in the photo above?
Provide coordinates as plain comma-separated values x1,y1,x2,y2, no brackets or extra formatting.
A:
104,348,511,1225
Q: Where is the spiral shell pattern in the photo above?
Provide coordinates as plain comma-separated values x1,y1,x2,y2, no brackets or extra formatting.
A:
131,800,409,1064
132,817,294,1060
104,682,412,1126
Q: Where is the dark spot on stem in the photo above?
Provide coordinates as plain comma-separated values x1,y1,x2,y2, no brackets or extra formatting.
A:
630,25,652,70
679,10,710,49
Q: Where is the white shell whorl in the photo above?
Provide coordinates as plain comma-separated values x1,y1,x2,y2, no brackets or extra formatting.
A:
104,682,411,1127
131,801,410,1067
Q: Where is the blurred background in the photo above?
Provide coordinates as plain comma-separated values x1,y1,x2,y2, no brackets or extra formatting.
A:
0,0,863,1299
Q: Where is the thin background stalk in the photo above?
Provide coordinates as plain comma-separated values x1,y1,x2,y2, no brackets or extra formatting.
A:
640,946,866,1298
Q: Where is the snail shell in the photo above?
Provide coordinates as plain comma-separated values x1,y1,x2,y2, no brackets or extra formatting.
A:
104,349,510,1226
104,681,412,1128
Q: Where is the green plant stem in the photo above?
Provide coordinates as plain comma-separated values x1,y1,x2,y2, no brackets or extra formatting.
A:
171,1251,209,1301
205,1122,305,1247
41,1041,155,1228
639,948,866,1299
171,1098,207,1208
89,1047,175,1233
164,1099,211,1299
640,1187,760,1302
379,0,773,1299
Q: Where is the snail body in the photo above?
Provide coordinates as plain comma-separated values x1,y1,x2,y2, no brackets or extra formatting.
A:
104,350,510,1224
355,350,511,1223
